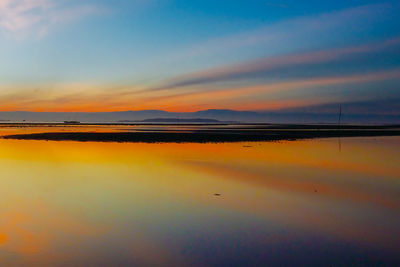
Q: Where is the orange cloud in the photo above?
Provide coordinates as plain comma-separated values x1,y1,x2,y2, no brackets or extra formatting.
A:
127,69,400,111
0,69,398,112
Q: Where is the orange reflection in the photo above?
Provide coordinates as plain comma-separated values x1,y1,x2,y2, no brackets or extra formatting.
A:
0,233,8,245
0,136,399,264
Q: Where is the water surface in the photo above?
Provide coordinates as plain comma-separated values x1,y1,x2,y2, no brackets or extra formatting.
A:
0,136,399,266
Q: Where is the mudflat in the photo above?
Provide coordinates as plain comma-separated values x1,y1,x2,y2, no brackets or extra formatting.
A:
2,123,400,143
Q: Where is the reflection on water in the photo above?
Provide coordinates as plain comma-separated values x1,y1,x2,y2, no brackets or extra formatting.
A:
0,123,269,136
0,136,399,266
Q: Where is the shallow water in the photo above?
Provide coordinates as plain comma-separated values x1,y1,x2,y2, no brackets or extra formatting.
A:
0,136,399,266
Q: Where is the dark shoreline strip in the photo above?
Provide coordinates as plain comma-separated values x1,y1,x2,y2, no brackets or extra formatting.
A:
0,123,399,129
3,130,400,143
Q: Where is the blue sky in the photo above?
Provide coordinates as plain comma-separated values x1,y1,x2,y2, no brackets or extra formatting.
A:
0,0,399,112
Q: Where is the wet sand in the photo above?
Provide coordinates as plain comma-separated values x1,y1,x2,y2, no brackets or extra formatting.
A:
2,124,400,142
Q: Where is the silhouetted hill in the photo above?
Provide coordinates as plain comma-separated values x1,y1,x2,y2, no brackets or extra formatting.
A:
122,118,227,123
0,109,399,124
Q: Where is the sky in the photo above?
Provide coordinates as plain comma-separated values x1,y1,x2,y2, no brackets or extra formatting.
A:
0,0,399,114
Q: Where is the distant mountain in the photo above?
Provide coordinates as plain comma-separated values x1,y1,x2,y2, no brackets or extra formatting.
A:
0,109,398,124
122,118,225,123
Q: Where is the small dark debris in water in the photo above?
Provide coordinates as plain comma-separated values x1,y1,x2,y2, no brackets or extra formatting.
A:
214,193,221,196
314,189,318,193
243,145,253,148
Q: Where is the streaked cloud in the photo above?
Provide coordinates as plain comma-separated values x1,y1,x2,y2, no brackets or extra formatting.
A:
0,68,398,113
152,37,400,91
136,69,400,111
170,3,394,62
0,82,148,112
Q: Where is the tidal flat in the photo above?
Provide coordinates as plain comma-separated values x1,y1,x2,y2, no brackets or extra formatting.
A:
1,123,400,143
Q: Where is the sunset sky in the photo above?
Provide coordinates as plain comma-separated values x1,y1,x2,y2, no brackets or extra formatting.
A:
0,0,399,113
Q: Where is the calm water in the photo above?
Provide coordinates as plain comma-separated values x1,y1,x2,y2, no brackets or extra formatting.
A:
0,133,399,266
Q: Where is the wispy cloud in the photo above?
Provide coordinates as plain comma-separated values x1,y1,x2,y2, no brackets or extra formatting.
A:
1,68,397,112
0,0,105,38
136,69,400,111
0,82,147,112
171,3,393,60
152,37,400,91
